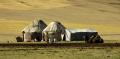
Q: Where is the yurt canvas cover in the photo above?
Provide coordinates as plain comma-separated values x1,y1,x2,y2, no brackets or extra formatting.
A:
43,21,65,33
22,20,47,42
22,20,47,33
43,21,66,42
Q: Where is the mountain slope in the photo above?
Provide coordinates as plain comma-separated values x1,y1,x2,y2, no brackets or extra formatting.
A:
0,0,120,24
0,0,120,41
0,0,69,10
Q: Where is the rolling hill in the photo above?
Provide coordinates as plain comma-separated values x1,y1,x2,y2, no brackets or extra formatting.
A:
0,0,120,24
0,0,120,42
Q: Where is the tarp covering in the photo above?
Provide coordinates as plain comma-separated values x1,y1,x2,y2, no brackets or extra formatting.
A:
68,28,96,33
65,29,97,41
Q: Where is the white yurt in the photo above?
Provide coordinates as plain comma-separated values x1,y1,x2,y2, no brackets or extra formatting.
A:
42,21,66,43
22,20,47,42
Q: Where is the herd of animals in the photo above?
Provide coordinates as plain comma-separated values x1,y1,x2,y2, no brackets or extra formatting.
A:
16,20,104,43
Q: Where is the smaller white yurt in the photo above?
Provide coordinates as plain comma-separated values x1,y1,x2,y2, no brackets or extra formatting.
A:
42,21,66,43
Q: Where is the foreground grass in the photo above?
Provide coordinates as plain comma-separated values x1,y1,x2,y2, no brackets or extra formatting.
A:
0,47,120,59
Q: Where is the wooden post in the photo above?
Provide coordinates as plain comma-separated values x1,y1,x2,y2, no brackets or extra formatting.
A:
22,31,25,41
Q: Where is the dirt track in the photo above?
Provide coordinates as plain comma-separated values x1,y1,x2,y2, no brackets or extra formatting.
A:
0,43,120,48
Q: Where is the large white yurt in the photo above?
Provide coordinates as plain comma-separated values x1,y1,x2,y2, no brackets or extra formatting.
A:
22,20,47,42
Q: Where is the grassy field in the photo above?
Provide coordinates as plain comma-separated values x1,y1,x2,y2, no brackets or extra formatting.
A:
0,0,120,59
0,0,120,42
0,20,120,42
0,47,120,59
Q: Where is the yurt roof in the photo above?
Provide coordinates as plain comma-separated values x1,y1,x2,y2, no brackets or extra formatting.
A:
22,20,47,32
43,21,65,32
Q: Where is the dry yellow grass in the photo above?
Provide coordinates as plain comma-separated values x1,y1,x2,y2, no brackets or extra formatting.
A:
0,47,120,59
0,20,30,42
0,20,120,35
0,0,120,42
0,0,69,10
0,19,120,42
